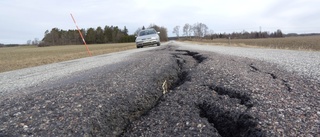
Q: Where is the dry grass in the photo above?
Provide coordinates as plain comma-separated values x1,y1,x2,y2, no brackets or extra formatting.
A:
186,36,320,51
0,43,136,73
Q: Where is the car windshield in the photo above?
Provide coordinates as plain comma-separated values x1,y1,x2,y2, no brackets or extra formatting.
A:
139,29,156,36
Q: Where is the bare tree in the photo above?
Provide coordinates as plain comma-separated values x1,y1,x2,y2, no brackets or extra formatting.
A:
134,28,142,36
193,23,200,37
203,24,208,37
188,25,193,38
172,26,180,38
32,38,39,45
149,24,168,41
193,22,208,38
209,29,214,40
183,23,191,37
27,40,32,45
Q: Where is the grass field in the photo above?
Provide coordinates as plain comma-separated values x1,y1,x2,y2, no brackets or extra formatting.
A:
186,35,320,51
1,36,320,73
0,43,136,73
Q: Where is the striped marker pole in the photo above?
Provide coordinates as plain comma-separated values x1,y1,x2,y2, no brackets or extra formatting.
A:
70,13,92,56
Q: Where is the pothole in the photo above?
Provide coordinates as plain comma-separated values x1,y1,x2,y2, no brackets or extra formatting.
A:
175,50,207,63
120,48,267,136
207,85,253,108
169,50,207,90
198,101,266,137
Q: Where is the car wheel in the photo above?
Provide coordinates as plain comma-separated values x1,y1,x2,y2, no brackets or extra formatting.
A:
157,42,161,46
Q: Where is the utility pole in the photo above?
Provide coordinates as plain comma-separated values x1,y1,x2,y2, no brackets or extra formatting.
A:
259,26,262,38
260,26,261,32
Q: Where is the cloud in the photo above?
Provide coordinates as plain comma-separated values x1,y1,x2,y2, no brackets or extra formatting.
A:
1,0,320,44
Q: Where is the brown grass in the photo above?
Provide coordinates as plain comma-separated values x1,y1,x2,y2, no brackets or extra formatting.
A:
0,43,136,73
186,36,320,51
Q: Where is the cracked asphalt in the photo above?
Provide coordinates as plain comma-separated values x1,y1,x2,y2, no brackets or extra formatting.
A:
0,42,319,136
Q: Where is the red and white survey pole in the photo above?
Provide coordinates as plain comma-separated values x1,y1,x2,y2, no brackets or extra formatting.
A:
70,13,92,56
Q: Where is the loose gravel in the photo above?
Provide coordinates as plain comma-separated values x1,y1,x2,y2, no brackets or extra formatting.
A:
0,47,155,99
175,41,320,82
0,42,319,136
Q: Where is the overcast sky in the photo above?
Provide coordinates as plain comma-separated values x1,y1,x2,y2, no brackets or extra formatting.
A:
1,0,319,44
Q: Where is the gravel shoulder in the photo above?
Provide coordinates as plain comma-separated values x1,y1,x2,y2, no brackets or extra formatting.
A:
175,41,320,82
0,47,156,99
0,42,319,136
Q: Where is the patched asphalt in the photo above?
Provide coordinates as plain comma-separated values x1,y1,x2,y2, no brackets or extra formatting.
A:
0,43,319,136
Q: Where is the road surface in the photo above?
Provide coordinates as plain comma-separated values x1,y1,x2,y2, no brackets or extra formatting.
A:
0,41,319,136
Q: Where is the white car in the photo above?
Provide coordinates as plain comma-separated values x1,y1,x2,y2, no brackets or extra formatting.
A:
135,28,160,48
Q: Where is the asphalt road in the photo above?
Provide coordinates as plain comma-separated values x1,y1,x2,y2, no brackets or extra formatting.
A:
0,41,319,136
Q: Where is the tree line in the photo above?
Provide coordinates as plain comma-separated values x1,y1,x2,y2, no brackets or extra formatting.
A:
172,23,284,40
173,23,209,38
205,29,284,39
39,24,168,47
40,26,135,46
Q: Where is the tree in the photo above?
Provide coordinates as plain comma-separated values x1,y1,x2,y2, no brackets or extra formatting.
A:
40,30,51,46
134,28,142,36
41,25,134,46
208,30,214,40
32,38,39,45
188,25,193,37
95,26,104,43
172,26,180,38
85,28,96,44
183,23,191,37
123,26,128,36
119,35,135,43
27,40,32,45
142,26,145,30
112,26,120,43
50,28,60,45
80,29,86,44
104,25,113,42
149,24,168,41
275,29,283,37
193,23,208,38
67,29,82,44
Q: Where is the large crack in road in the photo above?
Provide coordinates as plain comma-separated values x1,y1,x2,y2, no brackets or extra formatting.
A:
0,44,319,136
172,49,263,136
122,48,266,137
